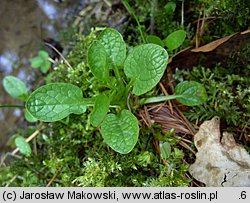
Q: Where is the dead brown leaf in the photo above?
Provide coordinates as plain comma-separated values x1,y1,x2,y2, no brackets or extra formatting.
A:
191,33,237,52
189,117,250,186
169,30,250,69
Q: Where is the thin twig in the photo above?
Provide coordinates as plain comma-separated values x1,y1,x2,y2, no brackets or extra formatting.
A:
195,15,200,48
200,12,206,39
179,140,196,154
46,172,58,187
5,175,17,187
126,92,131,112
159,82,173,114
181,0,184,27
11,126,44,155
144,105,152,127
48,57,55,64
45,42,73,70
154,138,170,167
162,159,170,167
173,103,196,136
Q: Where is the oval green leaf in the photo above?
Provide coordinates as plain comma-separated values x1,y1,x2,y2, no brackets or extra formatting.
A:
160,142,171,160
31,51,51,73
164,30,186,51
98,28,126,68
146,35,164,47
101,109,139,154
40,60,51,73
15,136,32,157
3,76,28,99
175,81,208,106
124,43,168,96
26,83,86,122
24,110,38,123
38,50,49,60
164,2,176,14
31,56,43,68
90,94,110,127
88,40,109,81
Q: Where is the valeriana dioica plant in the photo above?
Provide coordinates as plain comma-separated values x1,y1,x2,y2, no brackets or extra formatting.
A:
24,28,207,154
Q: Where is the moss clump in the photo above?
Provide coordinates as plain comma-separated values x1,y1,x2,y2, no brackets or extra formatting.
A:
175,44,250,142
0,115,190,186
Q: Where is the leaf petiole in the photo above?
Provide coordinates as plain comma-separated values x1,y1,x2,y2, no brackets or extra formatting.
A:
140,95,183,105
82,98,119,108
124,79,135,97
0,105,25,109
113,65,123,84
122,0,146,43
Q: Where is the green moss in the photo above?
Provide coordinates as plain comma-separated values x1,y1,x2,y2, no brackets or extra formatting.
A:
1,119,190,186
198,0,249,36
175,44,250,132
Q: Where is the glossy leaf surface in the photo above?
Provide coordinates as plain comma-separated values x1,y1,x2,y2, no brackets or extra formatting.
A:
101,109,139,154
88,40,109,81
124,43,168,95
90,94,110,127
175,81,208,106
26,83,86,122
98,28,126,68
